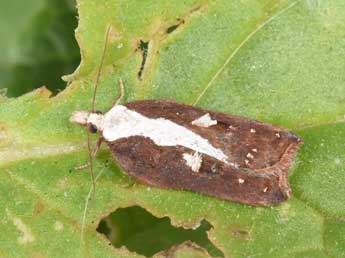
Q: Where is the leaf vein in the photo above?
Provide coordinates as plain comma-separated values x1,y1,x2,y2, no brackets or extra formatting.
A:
193,0,300,105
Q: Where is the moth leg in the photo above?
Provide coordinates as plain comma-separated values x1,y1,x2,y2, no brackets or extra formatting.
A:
74,137,103,170
113,79,125,106
91,137,103,157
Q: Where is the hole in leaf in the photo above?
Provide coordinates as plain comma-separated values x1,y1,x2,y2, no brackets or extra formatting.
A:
97,205,224,257
166,24,180,34
137,40,149,80
166,20,184,34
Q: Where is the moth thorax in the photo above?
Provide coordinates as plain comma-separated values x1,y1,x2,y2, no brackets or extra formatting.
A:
70,111,104,131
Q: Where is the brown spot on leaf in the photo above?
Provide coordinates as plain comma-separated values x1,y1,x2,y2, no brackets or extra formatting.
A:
32,202,45,217
0,124,9,145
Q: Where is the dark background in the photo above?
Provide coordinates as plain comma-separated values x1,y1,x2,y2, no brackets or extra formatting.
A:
0,0,80,97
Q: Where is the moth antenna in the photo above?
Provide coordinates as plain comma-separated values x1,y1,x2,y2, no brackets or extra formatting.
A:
91,24,112,112
87,130,96,197
80,167,106,255
113,78,125,106
87,24,112,198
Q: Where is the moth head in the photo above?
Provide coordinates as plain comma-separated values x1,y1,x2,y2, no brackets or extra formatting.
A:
70,110,104,133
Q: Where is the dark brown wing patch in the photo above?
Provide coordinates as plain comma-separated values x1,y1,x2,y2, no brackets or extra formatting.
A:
108,136,289,206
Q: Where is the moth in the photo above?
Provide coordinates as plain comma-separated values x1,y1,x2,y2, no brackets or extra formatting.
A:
70,26,303,206
71,90,302,206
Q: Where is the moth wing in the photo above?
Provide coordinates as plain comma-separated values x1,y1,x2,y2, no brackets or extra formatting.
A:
125,100,302,176
104,100,303,206
108,135,289,206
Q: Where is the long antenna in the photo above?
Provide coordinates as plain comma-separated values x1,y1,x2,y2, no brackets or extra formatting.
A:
88,24,113,196
91,24,112,112
87,130,96,196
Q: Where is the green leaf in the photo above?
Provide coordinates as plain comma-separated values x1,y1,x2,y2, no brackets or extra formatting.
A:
1,0,345,257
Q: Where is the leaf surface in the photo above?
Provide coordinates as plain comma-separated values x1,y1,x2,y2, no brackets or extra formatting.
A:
1,0,345,257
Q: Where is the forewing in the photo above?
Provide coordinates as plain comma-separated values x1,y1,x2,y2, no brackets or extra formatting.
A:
108,136,289,206
125,100,302,175
103,100,304,206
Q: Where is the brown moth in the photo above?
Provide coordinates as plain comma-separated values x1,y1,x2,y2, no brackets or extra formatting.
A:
70,92,303,206
70,26,303,206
